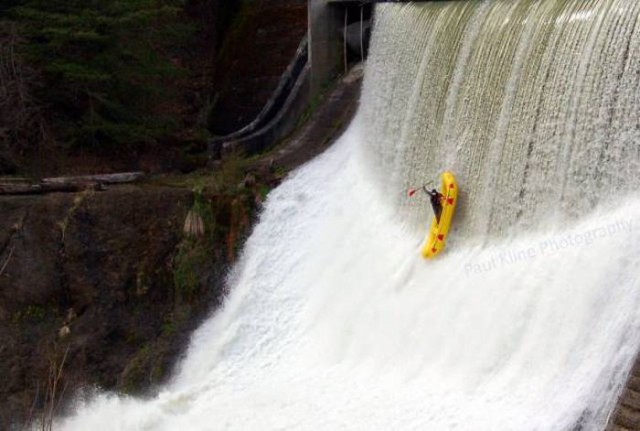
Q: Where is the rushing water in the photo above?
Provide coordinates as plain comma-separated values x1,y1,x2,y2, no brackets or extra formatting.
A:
362,0,640,237
57,1,640,430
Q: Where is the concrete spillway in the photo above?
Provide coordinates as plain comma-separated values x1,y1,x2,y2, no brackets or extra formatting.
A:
57,1,640,430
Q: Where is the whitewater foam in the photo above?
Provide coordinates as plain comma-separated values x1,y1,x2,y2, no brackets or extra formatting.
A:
58,119,640,430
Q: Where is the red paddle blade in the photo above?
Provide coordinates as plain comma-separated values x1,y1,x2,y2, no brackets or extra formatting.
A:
408,189,417,197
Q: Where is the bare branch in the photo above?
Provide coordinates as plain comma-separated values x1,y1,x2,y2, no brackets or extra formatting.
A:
0,245,14,277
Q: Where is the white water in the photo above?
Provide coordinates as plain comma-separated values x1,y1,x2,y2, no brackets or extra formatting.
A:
58,1,640,430
362,0,640,236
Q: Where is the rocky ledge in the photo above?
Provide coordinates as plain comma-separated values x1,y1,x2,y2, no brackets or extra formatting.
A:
0,180,263,428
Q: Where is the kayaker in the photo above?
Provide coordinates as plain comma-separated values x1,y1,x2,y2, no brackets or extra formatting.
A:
423,186,444,223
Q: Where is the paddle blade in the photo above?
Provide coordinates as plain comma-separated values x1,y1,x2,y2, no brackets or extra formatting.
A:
408,189,417,197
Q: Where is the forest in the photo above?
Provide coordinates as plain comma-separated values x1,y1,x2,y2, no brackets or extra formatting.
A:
0,0,234,176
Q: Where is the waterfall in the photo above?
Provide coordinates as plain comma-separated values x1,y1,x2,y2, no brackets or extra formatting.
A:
360,0,640,237
57,1,640,430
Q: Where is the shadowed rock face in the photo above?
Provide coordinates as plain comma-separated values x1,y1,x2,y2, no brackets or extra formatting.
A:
0,186,187,426
210,0,308,135
0,153,17,175
0,185,260,428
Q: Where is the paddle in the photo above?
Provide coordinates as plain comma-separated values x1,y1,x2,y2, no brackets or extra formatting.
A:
408,181,433,197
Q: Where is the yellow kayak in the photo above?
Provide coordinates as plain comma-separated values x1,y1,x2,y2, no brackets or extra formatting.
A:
421,171,458,259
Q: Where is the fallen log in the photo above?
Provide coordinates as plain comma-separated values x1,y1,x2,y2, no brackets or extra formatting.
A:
0,172,144,195
41,172,145,185
0,183,42,194
0,182,99,195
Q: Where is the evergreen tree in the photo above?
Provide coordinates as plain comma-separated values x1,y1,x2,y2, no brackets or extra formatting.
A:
11,0,193,150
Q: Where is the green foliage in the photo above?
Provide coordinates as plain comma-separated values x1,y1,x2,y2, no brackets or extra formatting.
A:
12,305,46,323
191,187,212,221
173,238,209,302
9,0,193,150
152,151,249,194
173,188,215,302
119,344,155,393
161,318,176,336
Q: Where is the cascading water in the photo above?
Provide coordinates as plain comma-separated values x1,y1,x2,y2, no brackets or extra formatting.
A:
362,0,640,237
57,1,640,430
